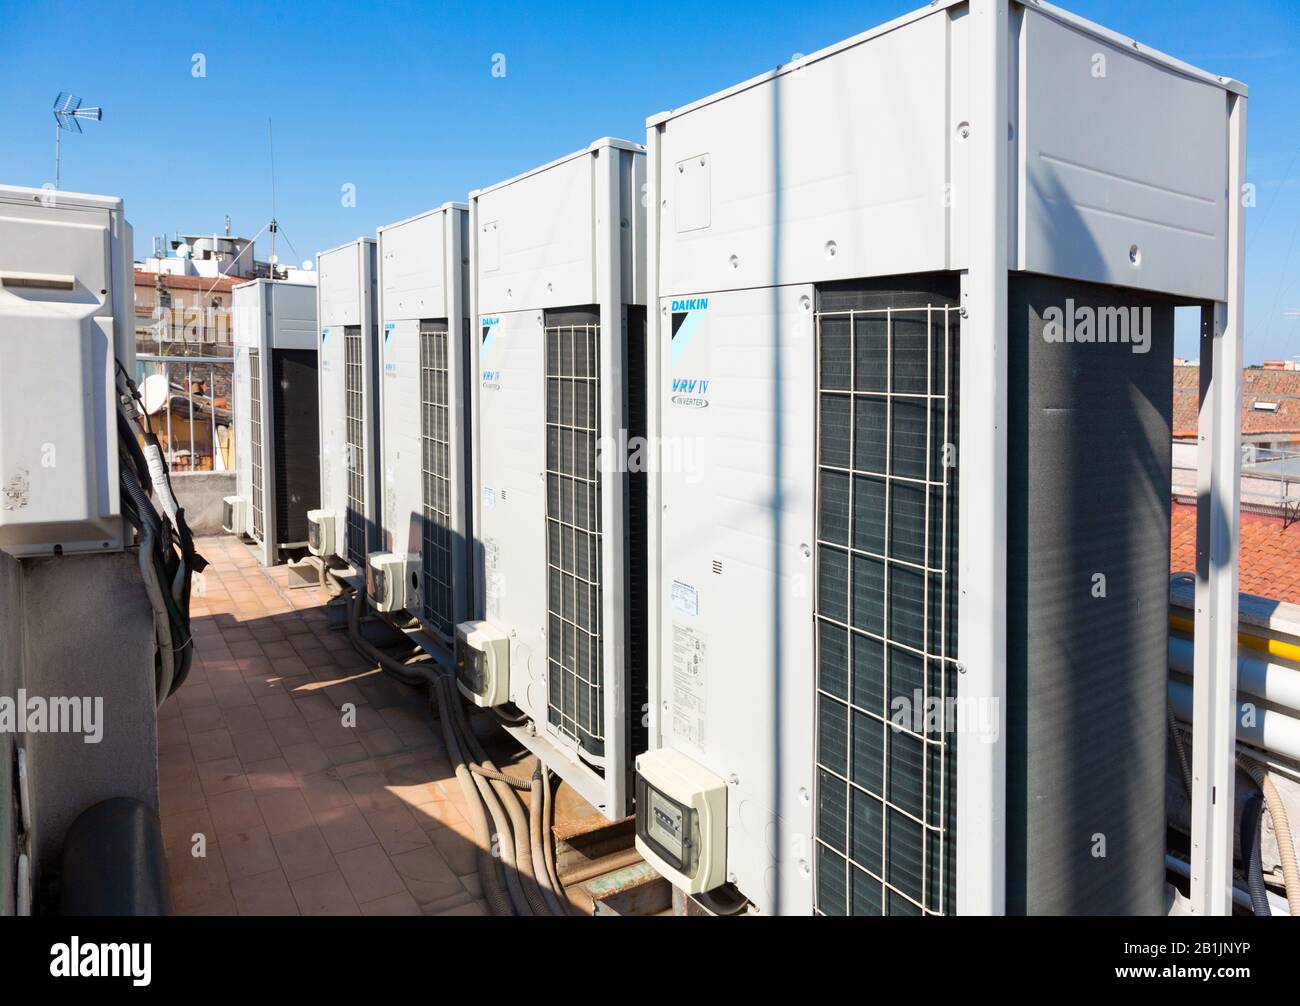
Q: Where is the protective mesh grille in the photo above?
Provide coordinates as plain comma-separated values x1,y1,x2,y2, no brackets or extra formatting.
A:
813,303,959,916
544,322,604,755
344,325,366,567
249,348,263,540
420,320,453,638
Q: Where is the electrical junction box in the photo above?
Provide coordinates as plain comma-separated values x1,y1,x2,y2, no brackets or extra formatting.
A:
232,278,319,567
375,204,473,642
306,508,334,557
0,184,135,558
635,748,728,895
469,138,648,819
455,619,510,708
316,238,380,572
221,495,245,535
366,551,415,613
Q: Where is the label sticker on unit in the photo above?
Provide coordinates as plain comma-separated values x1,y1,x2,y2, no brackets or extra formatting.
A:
383,324,397,377
671,579,699,617
485,538,503,620
671,622,707,749
482,486,497,511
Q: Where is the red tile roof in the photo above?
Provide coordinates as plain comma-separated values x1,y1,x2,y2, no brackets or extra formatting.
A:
1171,499,1300,603
133,270,247,293
1174,365,1300,439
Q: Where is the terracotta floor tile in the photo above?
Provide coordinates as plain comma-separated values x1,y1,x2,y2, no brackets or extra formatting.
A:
231,868,300,916
221,824,282,880
256,789,316,836
334,843,407,903
206,789,265,839
314,803,379,855
231,727,280,765
189,728,236,764
290,870,361,916
243,755,298,793
390,845,463,905
196,756,248,797
280,740,334,775
360,890,423,916
362,804,432,857
272,825,338,882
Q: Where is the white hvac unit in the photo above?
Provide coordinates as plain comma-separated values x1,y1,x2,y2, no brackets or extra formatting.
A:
642,0,1244,916
231,278,319,566
375,204,474,639
0,185,135,557
316,238,380,574
469,138,648,818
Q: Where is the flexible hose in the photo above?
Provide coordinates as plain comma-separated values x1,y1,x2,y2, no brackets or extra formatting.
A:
1168,704,1193,797
1239,754,1300,916
450,695,545,915
531,768,565,916
444,691,530,915
1242,792,1271,916
432,676,510,916
543,767,571,914
346,591,432,687
470,764,533,790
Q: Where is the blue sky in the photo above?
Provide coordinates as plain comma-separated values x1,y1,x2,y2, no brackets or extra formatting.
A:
1,0,1297,363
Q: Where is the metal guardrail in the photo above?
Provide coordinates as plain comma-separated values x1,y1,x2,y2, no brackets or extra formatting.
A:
134,354,233,473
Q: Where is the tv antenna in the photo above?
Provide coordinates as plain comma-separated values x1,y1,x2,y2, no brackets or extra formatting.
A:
52,92,102,190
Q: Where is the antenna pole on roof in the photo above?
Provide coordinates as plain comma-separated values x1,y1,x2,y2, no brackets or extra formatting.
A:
268,118,278,281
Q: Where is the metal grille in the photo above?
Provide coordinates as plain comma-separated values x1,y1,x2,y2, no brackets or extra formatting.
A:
249,347,263,540
420,320,454,638
344,325,366,567
544,321,604,755
813,303,959,916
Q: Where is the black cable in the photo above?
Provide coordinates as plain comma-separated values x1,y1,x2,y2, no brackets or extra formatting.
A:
1242,791,1272,916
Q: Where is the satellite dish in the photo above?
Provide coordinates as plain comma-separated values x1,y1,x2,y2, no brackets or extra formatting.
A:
141,373,169,415
176,242,191,259
301,259,314,271
270,254,279,264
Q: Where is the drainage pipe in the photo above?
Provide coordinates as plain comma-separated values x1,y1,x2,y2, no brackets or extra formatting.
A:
1168,679,1300,763
1169,635,1300,714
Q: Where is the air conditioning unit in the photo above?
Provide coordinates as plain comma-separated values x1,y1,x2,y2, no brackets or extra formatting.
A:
367,551,416,613
469,138,648,819
375,204,474,645
232,278,320,566
0,185,135,558
455,619,510,708
221,495,246,535
642,1,1240,915
306,509,334,557
316,238,380,573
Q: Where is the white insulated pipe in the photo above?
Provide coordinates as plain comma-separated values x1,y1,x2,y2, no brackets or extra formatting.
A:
1168,678,1300,763
1169,635,1300,714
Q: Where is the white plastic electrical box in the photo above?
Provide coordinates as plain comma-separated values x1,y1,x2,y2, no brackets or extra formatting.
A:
455,619,510,708
634,748,727,894
221,496,246,535
367,551,415,613
0,185,135,557
306,508,334,557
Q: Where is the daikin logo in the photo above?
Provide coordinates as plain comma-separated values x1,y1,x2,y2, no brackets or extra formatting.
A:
1041,300,1152,354
671,298,708,312
481,370,501,390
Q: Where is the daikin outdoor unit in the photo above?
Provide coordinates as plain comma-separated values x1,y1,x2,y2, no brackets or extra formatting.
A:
374,204,473,637
640,0,1245,916
231,278,320,567
468,138,648,818
314,238,380,574
0,185,135,557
